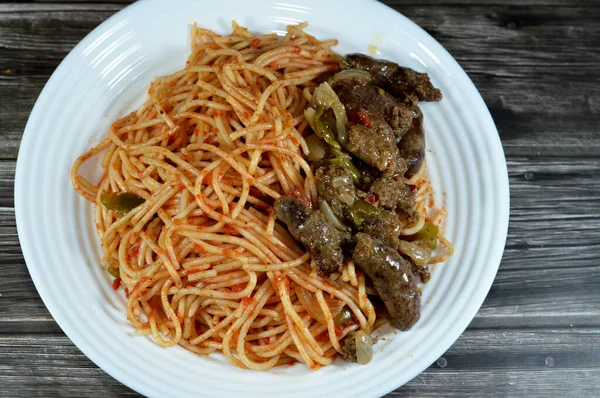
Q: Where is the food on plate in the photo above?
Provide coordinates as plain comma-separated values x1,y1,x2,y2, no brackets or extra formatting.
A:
71,22,453,371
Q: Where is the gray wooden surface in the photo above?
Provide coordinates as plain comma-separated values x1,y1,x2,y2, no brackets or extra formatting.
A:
1,0,599,397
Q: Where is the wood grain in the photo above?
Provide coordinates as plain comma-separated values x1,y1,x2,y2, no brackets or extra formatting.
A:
1,3,600,158
1,330,599,397
0,0,599,397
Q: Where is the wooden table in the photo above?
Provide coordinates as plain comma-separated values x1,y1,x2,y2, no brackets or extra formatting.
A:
1,1,599,396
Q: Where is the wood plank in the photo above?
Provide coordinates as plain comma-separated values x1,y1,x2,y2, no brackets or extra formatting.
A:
0,162,15,208
0,4,124,159
505,157,600,256
1,4,599,158
396,328,600,396
2,154,599,332
4,251,598,333
7,1,600,6
4,156,599,249
1,329,599,397
398,369,600,397
401,5,600,157
0,335,140,397
388,0,600,5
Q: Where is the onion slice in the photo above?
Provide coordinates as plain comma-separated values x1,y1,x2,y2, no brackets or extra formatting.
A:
337,192,355,206
329,69,373,84
398,240,431,266
295,286,344,324
354,330,374,365
304,107,316,129
305,134,326,162
331,175,352,188
319,200,348,231
311,82,348,146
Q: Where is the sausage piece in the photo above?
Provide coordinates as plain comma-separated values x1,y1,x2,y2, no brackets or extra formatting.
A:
398,126,425,179
333,80,416,140
352,233,420,330
274,197,344,274
369,177,415,214
341,53,442,102
347,124,406,174
315,165,357,221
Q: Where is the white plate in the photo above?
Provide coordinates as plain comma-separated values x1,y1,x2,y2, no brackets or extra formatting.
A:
15,0,509,396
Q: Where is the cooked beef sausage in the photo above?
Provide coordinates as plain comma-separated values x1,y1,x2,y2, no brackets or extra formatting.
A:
356,162,380,192
352,233,420,330
315,165,356,220
274,197,344,274
340,335,358,362
360,210,403,249
398,126,425,178
333,80,415,139
369,177,415,214
347,124,405,174
387,104,418,141
341,53,442,102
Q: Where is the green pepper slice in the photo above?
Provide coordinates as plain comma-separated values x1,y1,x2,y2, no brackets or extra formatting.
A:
107,264,120,278
334,306,353,326
416,221,439,249
314,106,341,150
324,156,360,183
348,200,380,228
101,192,145,217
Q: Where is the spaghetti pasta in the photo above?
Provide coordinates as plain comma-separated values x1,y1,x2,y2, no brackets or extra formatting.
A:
71,22,452,371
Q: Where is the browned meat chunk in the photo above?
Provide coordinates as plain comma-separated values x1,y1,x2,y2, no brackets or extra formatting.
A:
398,126,425,178
369,177,415,214
315,165,356,221
340,334,358,362
356,163,380,192
341,53,442,102
274,197,343,274
333,80,416,139
388,105,417,140
360,210,403,249
352,233,420,330
347,124,406,174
